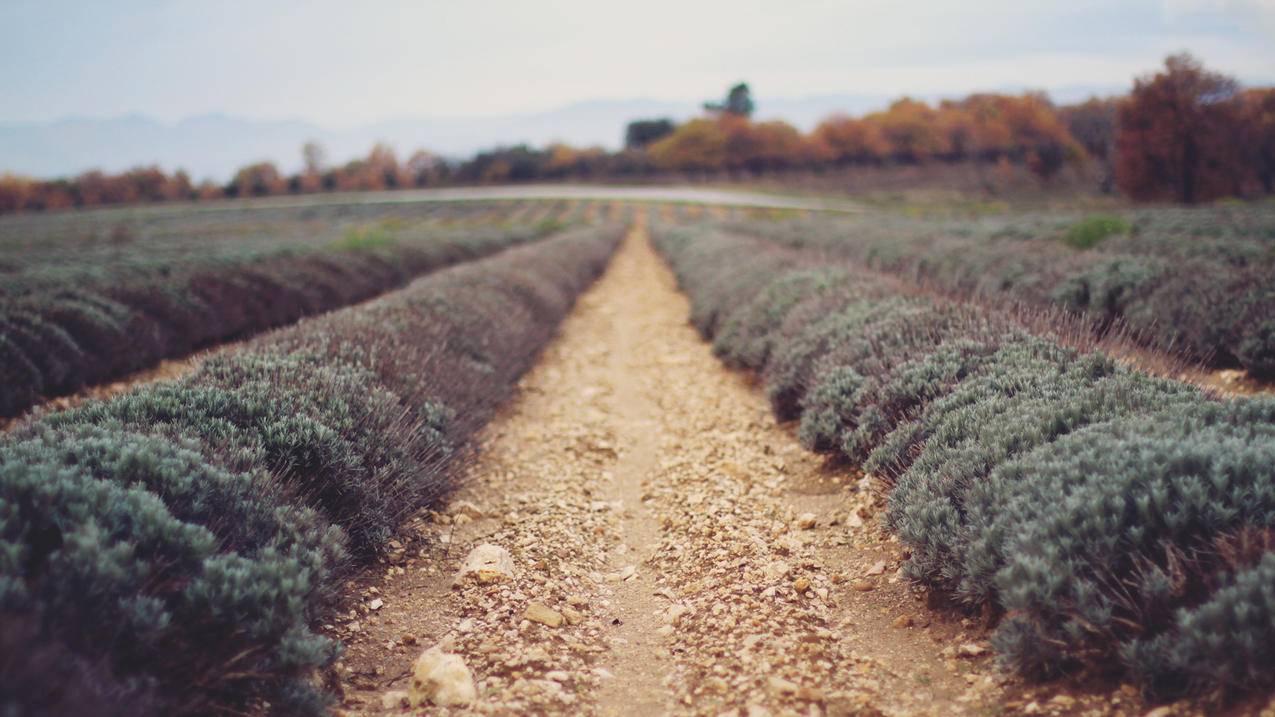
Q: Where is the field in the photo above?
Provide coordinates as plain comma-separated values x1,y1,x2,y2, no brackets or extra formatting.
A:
1,193,1273,716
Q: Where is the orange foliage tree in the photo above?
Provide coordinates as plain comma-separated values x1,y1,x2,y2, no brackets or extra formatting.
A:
648,118,728,172
1239,88,1275,194
813,114,889,165
1116,53,1243,203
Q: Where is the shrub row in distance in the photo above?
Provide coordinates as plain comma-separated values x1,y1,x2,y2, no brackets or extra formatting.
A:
0,214,569,418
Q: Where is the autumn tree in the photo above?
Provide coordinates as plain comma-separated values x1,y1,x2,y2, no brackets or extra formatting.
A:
296,141,327,192
1060,98,1118,162
405,149,446,187
812,115,889,164
648,118,728,172
1116,53,1241,203
1238,88,1275,194
230,161,285,197
0,174,33,213
871,98,949,163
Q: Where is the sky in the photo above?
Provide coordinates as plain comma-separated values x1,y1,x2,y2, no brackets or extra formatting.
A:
2,0,1274,127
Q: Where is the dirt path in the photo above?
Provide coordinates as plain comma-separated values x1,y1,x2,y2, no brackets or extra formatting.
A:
337,222,1243,716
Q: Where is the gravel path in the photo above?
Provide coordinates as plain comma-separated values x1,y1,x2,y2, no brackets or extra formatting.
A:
334,222,1262,716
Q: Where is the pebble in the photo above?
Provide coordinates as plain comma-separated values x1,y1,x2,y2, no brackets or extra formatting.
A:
957,642,989,658
450,500,484,519
456,543,515,584
410,646,476,706
767,675,799,695
380,690,410,709
525,601,564,628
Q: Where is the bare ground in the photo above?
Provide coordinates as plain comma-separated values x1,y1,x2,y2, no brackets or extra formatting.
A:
331,222,1272,716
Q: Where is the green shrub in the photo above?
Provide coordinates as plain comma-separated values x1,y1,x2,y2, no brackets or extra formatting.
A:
330,225,396,252
1062,214,1130,249
713,267,853,370
0,444,339,714
987,402,1275,691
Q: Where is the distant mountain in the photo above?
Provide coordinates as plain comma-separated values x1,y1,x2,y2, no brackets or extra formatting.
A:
0,88,1118,181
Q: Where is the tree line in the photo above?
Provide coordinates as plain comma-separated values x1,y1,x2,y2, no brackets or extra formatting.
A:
1,53,1271,215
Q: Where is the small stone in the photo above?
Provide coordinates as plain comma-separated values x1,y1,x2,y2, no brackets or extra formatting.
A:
793,577,811,593
456,543,514,584
368,598,383,610
1049,695,1077,709
892,615,914,628
795,512,817,530
380,690,410,710
957,642,989,658
664,604,691,625
763,561,791,581
851,580,875,592
525,601,564,628
865,561,887,576
450,500,484,519
1142,708,1173,717
562,606,584,625
545,670,571,682
452,513,473,526
409,646,476,706
767,675,799,695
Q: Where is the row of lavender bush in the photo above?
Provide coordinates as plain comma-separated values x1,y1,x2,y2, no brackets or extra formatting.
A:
725,207,1275,376
653,221,1275,699
0,206,569,418
0,223,622,715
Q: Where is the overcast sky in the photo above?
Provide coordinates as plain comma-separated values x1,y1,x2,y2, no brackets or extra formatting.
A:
1,0,1273,126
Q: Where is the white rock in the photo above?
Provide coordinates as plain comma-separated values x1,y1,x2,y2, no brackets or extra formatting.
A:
456,543,514,584
664,604,691,625
409,646,476,706
767,675,799,694
380,690,410,709
369,597,384,610
957,642,989,658
795,512,818,530
450,500,484,519
762,560,791,581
